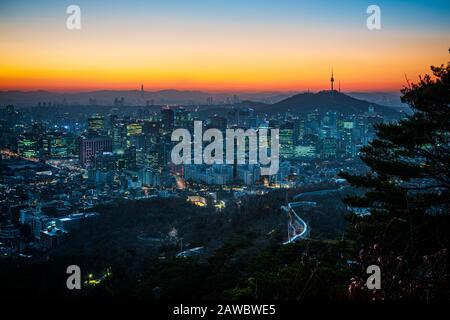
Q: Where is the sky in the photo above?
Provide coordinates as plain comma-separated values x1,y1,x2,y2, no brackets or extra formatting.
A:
0,0,449,92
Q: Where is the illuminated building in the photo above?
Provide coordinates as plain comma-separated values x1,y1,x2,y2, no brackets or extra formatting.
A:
144,143,171,173
78,135,112,167
93,146,136,171
42,132,72,158
294,145,316,158
279,123,294,159
342,120,355,156
112,122,127,150
321,137,337,158
17,133,40,158
19,208,49,239
294,117,305,143
174,107,192,129
126,122,143,136
140,168,160,187
88,114,105,134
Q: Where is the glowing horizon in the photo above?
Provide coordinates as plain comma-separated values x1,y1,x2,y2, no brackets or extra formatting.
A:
0,0,449,93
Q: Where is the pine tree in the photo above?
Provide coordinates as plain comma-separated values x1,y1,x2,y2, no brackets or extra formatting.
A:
340,52,450,299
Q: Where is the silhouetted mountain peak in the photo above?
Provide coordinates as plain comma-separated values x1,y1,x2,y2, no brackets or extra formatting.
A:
257,90,399,116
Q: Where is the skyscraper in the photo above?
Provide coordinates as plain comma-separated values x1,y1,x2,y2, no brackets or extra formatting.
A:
78,135,112,167
279,122,295,159
161,108,174,132
17,133,40,158
88,114,105,135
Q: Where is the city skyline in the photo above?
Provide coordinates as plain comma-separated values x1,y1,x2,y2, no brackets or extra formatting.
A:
1,0,449,92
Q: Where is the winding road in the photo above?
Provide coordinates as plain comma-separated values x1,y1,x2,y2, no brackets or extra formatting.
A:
281,201,310,244
282,187,343,244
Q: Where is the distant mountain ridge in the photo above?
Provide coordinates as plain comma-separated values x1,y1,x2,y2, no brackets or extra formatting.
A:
0,89,404,116
0,89,295,107
346,91,406,108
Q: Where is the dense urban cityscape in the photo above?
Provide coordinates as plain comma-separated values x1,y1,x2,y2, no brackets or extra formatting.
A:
0,77,402,258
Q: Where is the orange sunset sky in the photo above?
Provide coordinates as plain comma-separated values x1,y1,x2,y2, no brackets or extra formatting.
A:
0,0,449,92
